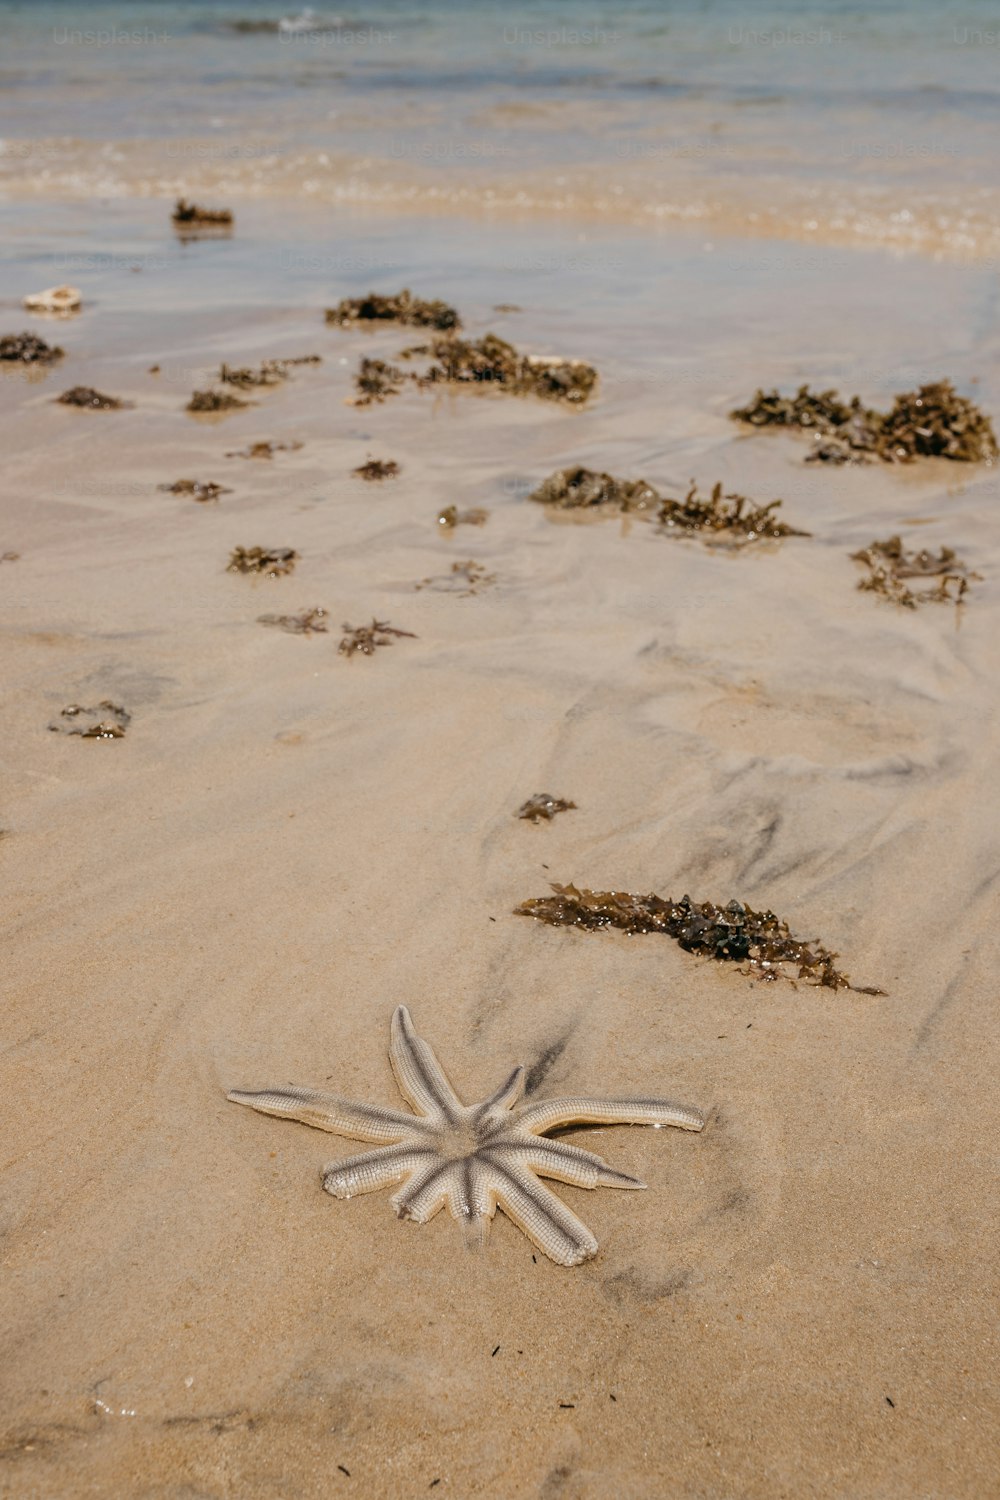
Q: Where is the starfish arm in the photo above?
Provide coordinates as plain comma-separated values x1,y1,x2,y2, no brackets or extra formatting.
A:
226,1085,427,1142
513,1095,705,1136
494,1134,645,1190
323,1143,438,1199
389,1006,464,1121
444,1157,496,1251
484,1155,599,1267
474,1065,526,1123
391,1157,456,1223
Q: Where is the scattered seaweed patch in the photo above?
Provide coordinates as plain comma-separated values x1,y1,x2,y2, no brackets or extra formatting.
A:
56,386,127,410
325,290,460,332
353,358,407,407
401,334,597,405
437,505,488,529
528,467,658,513
417,559,495,596
658,481,809,543
516,884,883,992
258,607,328,635
851,535,979,608
339,619,417,657
187,389,252,414
225,439,302,460
517,794,577,823
218,355,321,389
49,701,130,739
158,478,232,503
227,546,298,577
353,458,400,481
171,198,233,228
731,381,997,464
1,332,64,365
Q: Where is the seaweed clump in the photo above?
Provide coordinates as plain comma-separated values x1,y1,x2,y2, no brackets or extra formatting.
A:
851,535,978,608
658,482,809,543
49,701,130,739
0,332,64,365
172,199,233,228
258,607,328,635
158,478,232,503
515,883,884,993
353,358,408,407
325,290,460,332
339,619,417,657
517,794,577,824
57,387,127,410
417,559,495,596
225,440,303,460
187,389,252,414
403,335,597,405
437,505,488,529
731,381,997,465
218,355,321,389
353,458,399,481
227,546,298,577
528,467,659,513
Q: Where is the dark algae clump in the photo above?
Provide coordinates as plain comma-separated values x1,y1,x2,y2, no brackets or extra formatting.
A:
218,356,321,389
731,380,997,464
325,290,460,332
437,505,488,529
515,883,884,993
49,701,130,739
339,619,417,657
417,559,495,595
1,332,64,365
187,389,252,414
172,198,233,228
225,440,302,460
158,478,232,503
227,546,298,577
57,387,127,410
258,607,328,635
852,535,979,608
658,482,809,543
517,795,577,824
353,358,407,407
529,467,658,514
353,458,400,481
401,334,597,405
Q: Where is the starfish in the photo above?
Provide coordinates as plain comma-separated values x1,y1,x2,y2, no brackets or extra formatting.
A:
227,1007,705,1266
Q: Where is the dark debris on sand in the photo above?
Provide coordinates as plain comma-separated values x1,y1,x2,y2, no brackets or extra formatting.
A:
658,481,809,543
516,883,884,993
353,458,400,481
1,332,64,365
258,607,329,635
731,380,997,464
218,356,321,389
325,290,460,332
227,546,298,577
225,440,303,460
437,505,488,529
171,198,233,227
57,386,127,410
517,794,577,823
338,619,417,657
529,467,659,513
187,389,252,414
353,358,408,407
49,701,130,739
851,535,979,608
417,559,495,596
401,334,597,404
158,478,232,503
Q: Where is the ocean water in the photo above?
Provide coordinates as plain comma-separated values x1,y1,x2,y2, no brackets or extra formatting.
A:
2,0,1000,257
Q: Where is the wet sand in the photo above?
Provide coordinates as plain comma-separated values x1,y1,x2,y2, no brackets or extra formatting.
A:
1,202,999,1498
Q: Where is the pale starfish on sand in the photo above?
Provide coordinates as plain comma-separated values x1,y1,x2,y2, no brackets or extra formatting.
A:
228,1006,705,1266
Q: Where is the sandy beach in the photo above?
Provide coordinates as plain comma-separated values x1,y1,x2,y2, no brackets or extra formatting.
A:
3,6,1000,1497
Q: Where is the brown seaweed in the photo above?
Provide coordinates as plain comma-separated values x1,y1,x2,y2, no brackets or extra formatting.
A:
227,546,298,577
731,380,997,464
225,439,303,460
516,883,883,993
187,389,252,414
1,550,20,563
0,332,64,365
437,505,489,529
352,358,408,407
353,458,400,481
158,478,232,503
851,535,979,608
325,290,460,332
218,355,321,389
257,607,328,635
402,334,597,405
56,386,127,410
528,467,659,513
517,794,577,824
338,619,417,657
658,481,809,543
171,198,233,227
417,559,495,596
49,701,130,739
